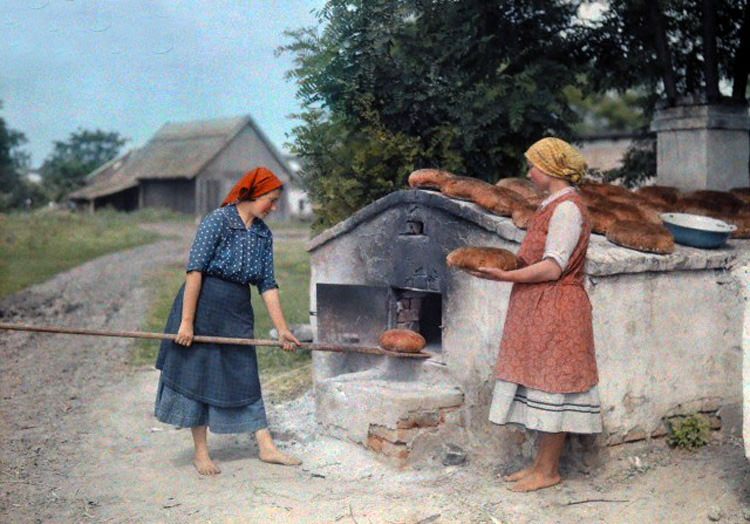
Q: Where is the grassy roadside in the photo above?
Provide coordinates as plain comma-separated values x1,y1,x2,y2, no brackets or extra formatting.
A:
0,208,188,299
132,219,313,397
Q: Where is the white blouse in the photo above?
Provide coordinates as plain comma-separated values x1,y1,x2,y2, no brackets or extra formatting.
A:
539,187,582,271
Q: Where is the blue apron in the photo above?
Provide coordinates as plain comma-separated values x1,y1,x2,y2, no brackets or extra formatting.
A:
155,275,261,408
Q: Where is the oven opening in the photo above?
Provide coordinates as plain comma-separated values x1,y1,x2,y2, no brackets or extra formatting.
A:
394,288,442,353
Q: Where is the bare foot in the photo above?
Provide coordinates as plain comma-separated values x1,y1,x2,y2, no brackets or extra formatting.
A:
259,448,302,466
508,471,560,492
193,454,221,475
501,465,535,482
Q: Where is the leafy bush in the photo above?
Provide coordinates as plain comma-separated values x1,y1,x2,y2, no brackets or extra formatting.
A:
603,135,656,188
281,0,589,231
666,414,711,450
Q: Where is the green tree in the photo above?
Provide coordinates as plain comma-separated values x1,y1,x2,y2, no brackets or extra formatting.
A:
581,0,750,187
583,0,750,106
41,129,127,201
564,86,649,136
281,0,589,229
0,100,33,211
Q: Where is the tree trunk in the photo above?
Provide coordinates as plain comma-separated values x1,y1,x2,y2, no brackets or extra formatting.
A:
702,0,720,102
731,1,750,102
648,1,678,104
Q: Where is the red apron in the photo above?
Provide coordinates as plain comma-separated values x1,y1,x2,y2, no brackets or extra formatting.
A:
493,191,598,393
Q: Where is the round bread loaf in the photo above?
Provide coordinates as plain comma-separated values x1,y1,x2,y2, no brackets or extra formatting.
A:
512,203,537,230
636,185,680,206
473,186,526,216
719,212,750,238
441,176,494,201
608,201,646,222
581,182,633,200
588,205,618,235
678,190,746,215
495,177,540,200
730,187,750,205
578,187,610,209
378,329,426,353
605,220,675,254
408,169,455,190
446,246,519,272
631,201,664,225
674,196,726,218
524,193,544,207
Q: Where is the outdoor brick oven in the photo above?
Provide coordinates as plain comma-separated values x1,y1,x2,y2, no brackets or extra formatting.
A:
307,189,745,465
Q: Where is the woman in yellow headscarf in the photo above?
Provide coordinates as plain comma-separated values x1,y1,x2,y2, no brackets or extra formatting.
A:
469,137,601,492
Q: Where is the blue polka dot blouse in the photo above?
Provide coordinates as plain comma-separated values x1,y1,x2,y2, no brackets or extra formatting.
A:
186,204,279,294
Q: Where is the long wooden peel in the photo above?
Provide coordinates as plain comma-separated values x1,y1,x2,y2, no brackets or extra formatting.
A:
0,322,430,358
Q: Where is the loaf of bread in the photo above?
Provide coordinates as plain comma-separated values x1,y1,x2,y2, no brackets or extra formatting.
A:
441,176,496,201
496,177,541,200
511,203,537,230
677,190,746,216
581,182,633,200
446,246,519,272
378,329,426,353
605,220,675,254
730,187,750,205
588,205,618,235
408,168,455,190
472,186,526,216
636,185,680,207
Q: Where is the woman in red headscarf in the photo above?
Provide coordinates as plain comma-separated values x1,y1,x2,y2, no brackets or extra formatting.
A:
154,167,302,475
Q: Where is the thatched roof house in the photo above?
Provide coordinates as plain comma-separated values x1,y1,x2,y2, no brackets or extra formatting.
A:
70,115,294,217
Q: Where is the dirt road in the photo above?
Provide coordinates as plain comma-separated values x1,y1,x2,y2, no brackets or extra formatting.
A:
2,223,750,523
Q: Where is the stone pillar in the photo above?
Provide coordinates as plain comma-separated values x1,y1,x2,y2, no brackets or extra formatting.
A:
651,103,750,190
731,261,750,458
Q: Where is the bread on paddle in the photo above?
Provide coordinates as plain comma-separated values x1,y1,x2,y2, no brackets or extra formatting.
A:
446,246,519,272
605,220,675,254
408,169,455,190
511,204,537,230
378,329,426,353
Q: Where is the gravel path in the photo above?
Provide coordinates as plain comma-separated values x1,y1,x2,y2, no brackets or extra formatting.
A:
2,222,750,523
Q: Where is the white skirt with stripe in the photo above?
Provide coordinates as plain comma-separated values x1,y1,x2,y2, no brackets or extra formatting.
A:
489,379,603,434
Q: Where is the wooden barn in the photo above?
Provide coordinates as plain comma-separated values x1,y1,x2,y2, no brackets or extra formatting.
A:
70,115,294,218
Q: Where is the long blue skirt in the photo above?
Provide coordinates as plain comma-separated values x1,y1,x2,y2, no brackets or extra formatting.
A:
154,275,268,432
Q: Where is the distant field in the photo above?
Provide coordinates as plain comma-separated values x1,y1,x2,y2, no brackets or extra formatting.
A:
132,218,313,387
0,208,188,299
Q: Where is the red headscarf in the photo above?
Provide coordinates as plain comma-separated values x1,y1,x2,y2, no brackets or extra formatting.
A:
221,167,283,207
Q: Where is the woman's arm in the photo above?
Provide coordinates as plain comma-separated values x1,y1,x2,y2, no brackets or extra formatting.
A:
175,271,202,346
261,288,301,351
470,258,562,283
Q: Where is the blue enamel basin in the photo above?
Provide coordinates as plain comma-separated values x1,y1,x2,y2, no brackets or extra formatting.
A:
660,213,737,249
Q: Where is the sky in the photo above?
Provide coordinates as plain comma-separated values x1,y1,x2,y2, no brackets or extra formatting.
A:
0,0,325,166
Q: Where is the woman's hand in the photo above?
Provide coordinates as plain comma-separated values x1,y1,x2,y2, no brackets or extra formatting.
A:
175,320,194,347
467,267,513,282
278,328,301,352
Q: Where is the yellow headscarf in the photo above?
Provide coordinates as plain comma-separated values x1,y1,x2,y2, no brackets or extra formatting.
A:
524,137,587,184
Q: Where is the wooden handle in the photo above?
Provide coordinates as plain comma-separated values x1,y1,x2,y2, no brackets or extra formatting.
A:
0,322,430,358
